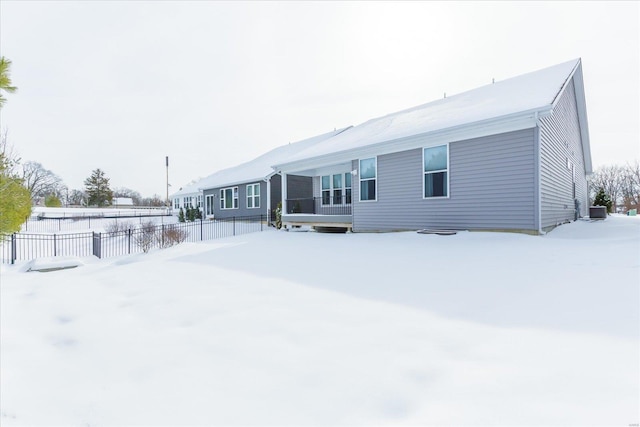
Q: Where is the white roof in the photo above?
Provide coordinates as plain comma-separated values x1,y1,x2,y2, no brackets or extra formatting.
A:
276,59,583,169
179,127,350,193
171,180,202,199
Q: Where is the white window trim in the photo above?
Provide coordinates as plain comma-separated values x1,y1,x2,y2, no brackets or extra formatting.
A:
246,183,260,209
422,144,450,200
205,194,215,216
220,186,239,210
359,157,377,202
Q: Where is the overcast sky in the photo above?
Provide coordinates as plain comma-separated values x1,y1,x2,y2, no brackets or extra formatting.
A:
1,1,638,198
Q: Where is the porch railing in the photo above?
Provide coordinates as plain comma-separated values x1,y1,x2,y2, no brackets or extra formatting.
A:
285,196,352,216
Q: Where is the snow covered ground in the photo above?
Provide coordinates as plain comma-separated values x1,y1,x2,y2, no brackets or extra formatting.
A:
1,215,638,425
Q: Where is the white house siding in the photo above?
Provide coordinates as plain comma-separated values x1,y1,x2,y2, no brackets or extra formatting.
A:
539,79,589,230
352,129,537,232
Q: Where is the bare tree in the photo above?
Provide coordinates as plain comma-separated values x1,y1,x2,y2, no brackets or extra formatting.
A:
21,161,65,201
68,189,87,206
0,129,20,176
620,161,640,212
141,194,165,207
113,187,142,205
589,165,623,212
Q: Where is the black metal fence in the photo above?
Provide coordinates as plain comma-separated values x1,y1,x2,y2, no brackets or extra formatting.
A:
1,215,266,265
286,196,352,215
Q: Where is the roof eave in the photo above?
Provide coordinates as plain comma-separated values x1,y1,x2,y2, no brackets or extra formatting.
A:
276,109,546,174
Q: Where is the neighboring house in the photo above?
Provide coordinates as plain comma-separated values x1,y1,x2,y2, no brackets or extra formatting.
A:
197,128,351,222
170,181,203,214
273,58,592,234
112,197,134,207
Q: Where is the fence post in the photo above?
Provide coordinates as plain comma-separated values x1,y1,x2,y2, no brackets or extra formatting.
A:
261,215,264,231
200,218,203,241
53,234,57,257
128,228,131,254
92,232,102,259
233,217,236,236
161,224,165,247
10,233,16,265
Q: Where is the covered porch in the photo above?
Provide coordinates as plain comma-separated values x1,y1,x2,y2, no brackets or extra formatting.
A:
280,163,354,231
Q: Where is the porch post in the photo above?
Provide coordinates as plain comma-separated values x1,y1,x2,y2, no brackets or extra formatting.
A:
266,178,271,224
281,172,288,215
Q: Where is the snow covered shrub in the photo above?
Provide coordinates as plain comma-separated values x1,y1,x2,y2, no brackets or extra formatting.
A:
134,221,157,253
178,208,185,223
157,225,188,248
105,220,133,234
275,201,282,229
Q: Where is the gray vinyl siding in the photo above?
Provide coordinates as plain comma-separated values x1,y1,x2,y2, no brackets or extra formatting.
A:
203,181,267,219
352,129,537,232
539,78,589,230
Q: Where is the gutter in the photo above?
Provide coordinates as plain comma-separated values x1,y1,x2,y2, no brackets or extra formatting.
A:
275,107,550,174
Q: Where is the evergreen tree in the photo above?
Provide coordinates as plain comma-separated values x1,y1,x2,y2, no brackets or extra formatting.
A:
593,187,612,213
84,168,113,207
186,206,196,222
0,137,31,236
0,57,17,109
178,207,185,223
44,194,62,207
0,173,31,236
195,208,202,220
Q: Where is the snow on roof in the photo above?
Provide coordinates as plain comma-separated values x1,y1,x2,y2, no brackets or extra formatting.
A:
171,179,203,198
185,127,351,192
276,59,581,167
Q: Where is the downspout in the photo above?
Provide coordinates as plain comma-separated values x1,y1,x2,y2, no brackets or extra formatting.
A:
534,111,544,235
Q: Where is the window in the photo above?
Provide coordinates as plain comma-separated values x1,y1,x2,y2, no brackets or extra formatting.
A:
423,145,448,198
197,195,202,208
322,175,331,205
332,174,343,204
359,157,376,201
205,195,214,216
247,183,260,208
174,198,179,209
220,187,238,209
320,173,352,205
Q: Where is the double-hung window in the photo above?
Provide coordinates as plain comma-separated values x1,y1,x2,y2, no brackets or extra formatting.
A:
220,187,238,209
321,176,331,205
321,173,352,205
423,145,448,198
332,174,343,205
247,183,260,208
359,157,377,201
174,198,179,209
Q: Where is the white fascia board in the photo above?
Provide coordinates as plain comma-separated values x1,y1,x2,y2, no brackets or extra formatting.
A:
571,65,593,174
198,175,268,191
277,111,545,174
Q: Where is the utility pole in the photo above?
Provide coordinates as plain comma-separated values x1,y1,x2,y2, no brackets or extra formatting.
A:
166,156,169,207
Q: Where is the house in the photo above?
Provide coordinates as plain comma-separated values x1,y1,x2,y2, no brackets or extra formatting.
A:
273,58,592,234
112,197,134,207
170,181,203,214
195,127,351,222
